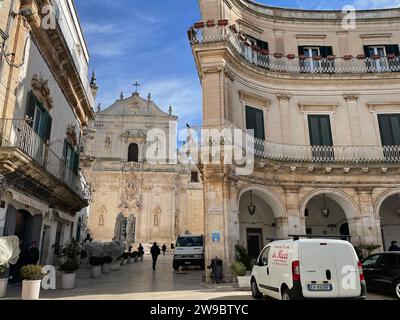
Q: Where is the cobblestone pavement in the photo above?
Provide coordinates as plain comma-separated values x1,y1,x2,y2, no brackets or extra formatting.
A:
1,254,395,300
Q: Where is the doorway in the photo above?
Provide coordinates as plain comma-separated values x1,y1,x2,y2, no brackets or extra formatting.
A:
247,228,263,259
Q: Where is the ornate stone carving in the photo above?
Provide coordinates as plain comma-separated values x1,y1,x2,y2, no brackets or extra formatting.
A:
153,206,161,227
66,125,78,147
119,174,142,213
121,130,146,144
31,74,54,110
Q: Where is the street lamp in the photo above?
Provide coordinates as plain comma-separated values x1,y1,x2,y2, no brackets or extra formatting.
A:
248,190,256,216
321,194,330,218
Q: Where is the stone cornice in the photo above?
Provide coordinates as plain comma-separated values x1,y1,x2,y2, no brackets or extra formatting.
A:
21,0,95,126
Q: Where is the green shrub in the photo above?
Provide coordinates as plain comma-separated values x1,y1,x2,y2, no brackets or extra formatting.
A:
89,257,104,266
234,244,252,271
61,239,82,260
0,265,7,275
103,256,113,264
231,262,247,277
20,265,45,281
59,260,79,273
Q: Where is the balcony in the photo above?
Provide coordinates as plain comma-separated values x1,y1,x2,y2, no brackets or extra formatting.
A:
187,125,400,165
189,23,400,75
0,119,90,212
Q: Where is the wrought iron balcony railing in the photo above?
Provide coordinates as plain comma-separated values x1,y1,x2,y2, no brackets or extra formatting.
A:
189,24,400,74
0,119,90,201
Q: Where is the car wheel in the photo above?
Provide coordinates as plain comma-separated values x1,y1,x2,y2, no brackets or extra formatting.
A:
282,288,292,300
395,281,400,300
251,279,263,300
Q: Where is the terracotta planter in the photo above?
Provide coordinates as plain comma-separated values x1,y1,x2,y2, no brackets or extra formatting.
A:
110,262,121,271
387,53,396,60
273,53,283,59
286,54,295,60
312,55,322,61
356,54,366,60
193,22,205,29
237,276,251,288
21,280,41,300
61,272,76,290
91,265,102,278
0,278,8,298
218,19,229,27
206,20,215,27
299,55,306,61
101,263,111,274
327,55,336,61
343,55,353,60
372,54,381,60
260,49,269,55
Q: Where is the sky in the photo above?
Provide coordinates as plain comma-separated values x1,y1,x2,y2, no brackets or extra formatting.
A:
74,0,400,131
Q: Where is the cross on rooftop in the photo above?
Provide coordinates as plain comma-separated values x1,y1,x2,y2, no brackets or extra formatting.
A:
133,81,141,93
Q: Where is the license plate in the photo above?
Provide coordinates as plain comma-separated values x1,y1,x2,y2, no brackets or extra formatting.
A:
307,284,332,292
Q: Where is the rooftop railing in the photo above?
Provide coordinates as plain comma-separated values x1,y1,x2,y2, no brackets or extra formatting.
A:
189,23,400,74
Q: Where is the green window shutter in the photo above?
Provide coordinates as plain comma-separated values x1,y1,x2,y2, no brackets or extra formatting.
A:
63,139,68,163
308,115,333,146
298,46,306,55
72,151,80,175
385,44,400,56
364,45,371,58
44,113,52,142
246,106,265,140
320,46,333,58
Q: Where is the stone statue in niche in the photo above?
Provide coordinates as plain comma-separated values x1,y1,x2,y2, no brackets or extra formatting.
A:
105,136,111,149
153,206,161,227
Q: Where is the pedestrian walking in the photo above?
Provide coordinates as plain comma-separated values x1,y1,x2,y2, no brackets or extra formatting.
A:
150,242,161,271
162,244,167,256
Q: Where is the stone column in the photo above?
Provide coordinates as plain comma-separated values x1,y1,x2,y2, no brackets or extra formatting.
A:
344,94,363,145
356,188,381,246
275,217,289,239
277,93,292,144
284,187,302,236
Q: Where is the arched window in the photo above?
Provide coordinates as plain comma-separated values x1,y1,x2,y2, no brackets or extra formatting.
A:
128,143,139,162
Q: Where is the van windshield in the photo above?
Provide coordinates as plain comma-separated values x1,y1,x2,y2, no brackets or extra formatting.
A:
176,236,203,247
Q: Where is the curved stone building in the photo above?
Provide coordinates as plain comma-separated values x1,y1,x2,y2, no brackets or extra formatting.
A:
189,0,400,279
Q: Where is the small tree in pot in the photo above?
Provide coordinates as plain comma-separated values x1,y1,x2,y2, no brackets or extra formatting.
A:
59,240,81,289
0,236,20,298
231,262,250,288
20,265,45,300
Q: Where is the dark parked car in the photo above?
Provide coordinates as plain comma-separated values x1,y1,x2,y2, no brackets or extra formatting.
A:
362,252,400,299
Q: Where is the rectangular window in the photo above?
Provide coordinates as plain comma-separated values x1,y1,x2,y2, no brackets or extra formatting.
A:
64,139,80,175
378,114,400,146
364,44,400,72
26,91,52,142
246,106,265,140
298,46,334,73
191,171,199,183
308,115,334,162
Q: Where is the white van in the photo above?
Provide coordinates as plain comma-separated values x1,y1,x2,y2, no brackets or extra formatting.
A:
173,234,205,270
251,238,367,300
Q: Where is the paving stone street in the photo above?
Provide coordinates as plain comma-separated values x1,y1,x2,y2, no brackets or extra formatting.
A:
2,254,395,300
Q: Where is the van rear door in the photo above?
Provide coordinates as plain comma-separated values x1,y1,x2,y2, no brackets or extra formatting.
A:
331,242,361,298
299,242,340,298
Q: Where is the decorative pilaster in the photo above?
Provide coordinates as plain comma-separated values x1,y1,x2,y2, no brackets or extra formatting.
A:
284,186,302,236
343,94,363,145
277,93,292,144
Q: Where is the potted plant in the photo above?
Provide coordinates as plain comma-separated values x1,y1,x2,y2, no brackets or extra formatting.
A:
20,265,45,300
59,260,79,290
218,19,229,27
206,20,215,28
105,241,125,271
132,251,140,262
102,256,112,273
59,239,81,289
356,54,366,60
273,52,283,59
231,262,250,288
286,54,296,60
0,236,20,298
89,257,104,278
193,21,205,29
84,242,104,278
343,55,353,60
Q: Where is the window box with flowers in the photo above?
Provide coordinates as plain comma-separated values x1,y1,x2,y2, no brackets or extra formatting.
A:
312,55,322,61
343,55,353,61
273,53,283,59
193,22,205,29
327,55,336,61
387,53,396,60
357,54,366,60
218,19,229,27
206,20,215,27
286,54,295,60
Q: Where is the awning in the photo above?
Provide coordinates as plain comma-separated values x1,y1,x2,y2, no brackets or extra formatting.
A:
9,188,48,214
57,210,76,223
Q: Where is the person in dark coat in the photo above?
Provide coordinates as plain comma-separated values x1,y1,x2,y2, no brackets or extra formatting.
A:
388,241,400,252
162,244,167,256
150,242,161,271
26,241,39,265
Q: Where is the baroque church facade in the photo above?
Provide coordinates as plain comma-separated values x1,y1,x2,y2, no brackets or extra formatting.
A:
85,91,204,246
